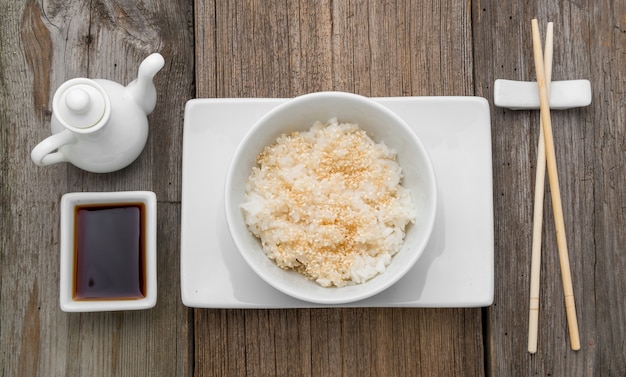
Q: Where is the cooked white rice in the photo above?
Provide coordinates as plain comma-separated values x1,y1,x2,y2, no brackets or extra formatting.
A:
241,118,416,287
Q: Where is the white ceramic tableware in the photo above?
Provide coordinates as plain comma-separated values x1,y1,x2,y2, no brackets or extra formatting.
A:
224,91,438,304
181,96,494,308
493,79,591,110
59,191,157,312
31,53,165,173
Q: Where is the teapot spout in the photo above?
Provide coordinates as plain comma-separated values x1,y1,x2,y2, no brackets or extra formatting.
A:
126,53,165,115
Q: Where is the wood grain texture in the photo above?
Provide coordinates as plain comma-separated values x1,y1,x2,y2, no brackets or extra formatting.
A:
3,0,625,376
0,0,194,376
194,308,484,377
473,0,626,375
193,1,484,376
196,0,473,98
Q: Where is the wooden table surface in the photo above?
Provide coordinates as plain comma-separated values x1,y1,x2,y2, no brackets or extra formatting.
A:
1,0,624,376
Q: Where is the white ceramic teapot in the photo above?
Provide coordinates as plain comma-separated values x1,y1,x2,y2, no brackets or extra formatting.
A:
31,53,165,173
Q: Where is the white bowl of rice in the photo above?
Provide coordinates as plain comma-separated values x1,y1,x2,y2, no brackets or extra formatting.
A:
224,91,437,304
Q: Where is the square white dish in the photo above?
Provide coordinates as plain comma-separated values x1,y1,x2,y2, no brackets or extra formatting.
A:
60,191,157,312
181,96,493,308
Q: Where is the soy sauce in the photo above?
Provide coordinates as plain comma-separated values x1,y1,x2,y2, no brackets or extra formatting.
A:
73,203,146,300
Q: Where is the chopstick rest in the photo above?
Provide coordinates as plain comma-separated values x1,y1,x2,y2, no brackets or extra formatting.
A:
494,79,591,110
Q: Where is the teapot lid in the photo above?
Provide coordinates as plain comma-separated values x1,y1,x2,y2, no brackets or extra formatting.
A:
53,79,109,131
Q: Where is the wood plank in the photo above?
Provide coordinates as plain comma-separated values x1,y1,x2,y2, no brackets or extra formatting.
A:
472,0,626,375
193,1,484,376
5,0,622,375
0,0,194,376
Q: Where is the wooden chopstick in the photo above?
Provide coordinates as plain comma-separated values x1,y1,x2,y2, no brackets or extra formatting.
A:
530,18,581,351
528,21,553,354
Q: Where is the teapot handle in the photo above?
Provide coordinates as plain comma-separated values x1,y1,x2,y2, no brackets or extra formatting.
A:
31,129,76,166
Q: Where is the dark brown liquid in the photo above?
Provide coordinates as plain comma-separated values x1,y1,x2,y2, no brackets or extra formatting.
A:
73,203,146,300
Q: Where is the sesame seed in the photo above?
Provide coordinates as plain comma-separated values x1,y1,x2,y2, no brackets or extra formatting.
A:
242,118,416,287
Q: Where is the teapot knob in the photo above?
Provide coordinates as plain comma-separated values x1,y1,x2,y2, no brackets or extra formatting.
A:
65,87,91,114
54,78,110,132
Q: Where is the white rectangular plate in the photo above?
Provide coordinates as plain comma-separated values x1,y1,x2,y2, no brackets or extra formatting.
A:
181,97,494,308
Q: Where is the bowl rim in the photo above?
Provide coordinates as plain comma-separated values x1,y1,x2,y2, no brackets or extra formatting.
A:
224,91,438,304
